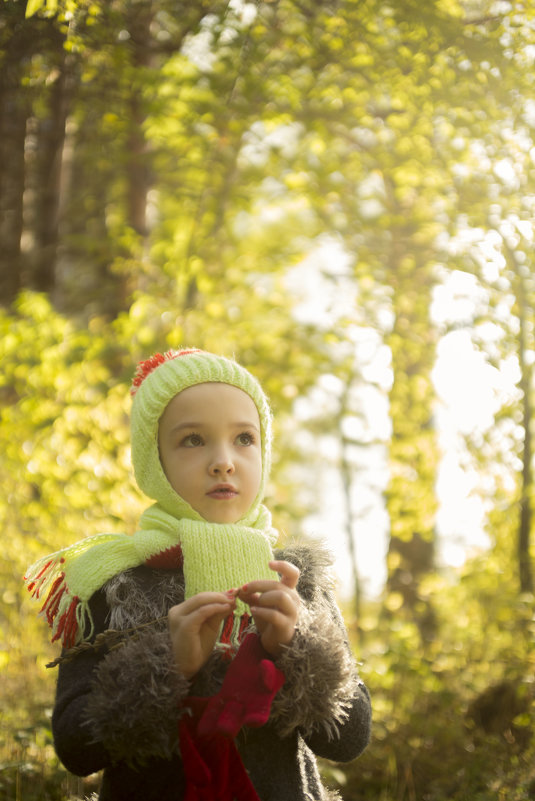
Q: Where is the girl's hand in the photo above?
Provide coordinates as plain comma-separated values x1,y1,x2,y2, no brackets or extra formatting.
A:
168,591,236,679
237,560,300,658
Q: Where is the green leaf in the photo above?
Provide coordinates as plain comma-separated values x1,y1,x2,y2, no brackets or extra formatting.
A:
25,0,45,17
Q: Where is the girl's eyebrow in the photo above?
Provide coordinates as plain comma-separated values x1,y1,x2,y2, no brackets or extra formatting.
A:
170,422,202,432
169,421,260,434
233,421,260,431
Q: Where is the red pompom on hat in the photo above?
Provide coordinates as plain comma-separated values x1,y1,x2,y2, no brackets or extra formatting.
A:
130,349,201,396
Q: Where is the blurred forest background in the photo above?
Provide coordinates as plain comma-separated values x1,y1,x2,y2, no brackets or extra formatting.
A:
1,0,535,798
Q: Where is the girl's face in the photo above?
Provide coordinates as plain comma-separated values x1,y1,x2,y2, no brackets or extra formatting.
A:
158,382,262,524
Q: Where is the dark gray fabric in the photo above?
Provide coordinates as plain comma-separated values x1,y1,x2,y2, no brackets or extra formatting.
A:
52,543,371,800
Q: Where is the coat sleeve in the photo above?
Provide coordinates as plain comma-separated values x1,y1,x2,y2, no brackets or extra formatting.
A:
269,544,372,762
52,588,113,776
52,588,191,773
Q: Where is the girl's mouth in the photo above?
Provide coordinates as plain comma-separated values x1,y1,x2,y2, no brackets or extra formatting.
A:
207,485,238,499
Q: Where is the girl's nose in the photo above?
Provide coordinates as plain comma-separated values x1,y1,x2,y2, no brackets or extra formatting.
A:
209,453,235,476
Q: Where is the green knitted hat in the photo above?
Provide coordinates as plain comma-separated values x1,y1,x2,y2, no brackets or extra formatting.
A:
130,349,272,526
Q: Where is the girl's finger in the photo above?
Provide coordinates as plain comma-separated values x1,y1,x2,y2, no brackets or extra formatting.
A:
249,606,288,627
168,603,234,640
248,588,298,614
238,562,300,598
268,560,300,590
171,592,234,615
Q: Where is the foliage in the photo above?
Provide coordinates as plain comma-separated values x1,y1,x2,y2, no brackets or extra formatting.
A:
1,0,535,798
332,550,535,801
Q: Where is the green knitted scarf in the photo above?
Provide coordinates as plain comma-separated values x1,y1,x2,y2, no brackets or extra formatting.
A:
25,503,278,649
25,349,279,650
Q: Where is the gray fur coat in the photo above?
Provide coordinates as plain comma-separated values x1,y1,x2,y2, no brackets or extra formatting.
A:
52,542,371,800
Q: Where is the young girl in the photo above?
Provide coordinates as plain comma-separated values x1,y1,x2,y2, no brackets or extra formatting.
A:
25,349,371,801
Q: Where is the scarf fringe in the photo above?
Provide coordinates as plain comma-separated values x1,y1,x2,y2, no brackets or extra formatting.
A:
24,555,92,648
217,612,252,657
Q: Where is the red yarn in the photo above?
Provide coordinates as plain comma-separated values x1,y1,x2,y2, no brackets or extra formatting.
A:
42,575,66,623
26,559,53,595
130,349,202,395
145,543,184,569
52,595,81,648
238,614,251,641
219,613,235,647
217,613,252,648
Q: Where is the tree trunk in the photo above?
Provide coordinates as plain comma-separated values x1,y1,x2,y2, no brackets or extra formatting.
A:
0,3,32,305
514,260,533,594
31,32,74,295
340,435,362,621
337,382,363,628
0,88,26,305
384,227,438,640
126,0,154,237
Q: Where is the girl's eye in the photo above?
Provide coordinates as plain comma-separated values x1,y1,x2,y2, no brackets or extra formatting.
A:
182,433,203,447
237,431,256,446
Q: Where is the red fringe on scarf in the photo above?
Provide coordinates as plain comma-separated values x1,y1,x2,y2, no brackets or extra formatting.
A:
25,558,82,649
218,612,251,661
51,595,81,647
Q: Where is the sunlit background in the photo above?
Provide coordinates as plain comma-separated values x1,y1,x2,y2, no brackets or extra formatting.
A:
2,0,535,798
285,254,524,598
